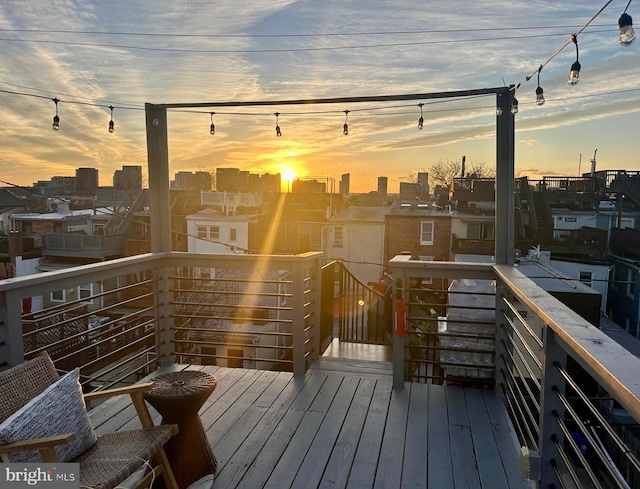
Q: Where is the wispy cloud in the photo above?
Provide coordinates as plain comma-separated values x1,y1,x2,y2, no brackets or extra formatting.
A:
519,139,538,146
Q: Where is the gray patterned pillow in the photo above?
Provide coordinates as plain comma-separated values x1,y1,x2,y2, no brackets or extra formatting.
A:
0,368,97,463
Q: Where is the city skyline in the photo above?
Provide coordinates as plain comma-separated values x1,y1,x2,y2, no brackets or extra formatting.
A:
1,1,640,193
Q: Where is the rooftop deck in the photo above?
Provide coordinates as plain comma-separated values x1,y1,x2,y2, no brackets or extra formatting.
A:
88,361,528,489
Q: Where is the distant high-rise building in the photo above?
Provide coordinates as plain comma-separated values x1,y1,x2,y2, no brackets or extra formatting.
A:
113,166,142,189
417,172,429,190
339,173,350,196
76,167,98,195
292,179,326,194
216,167,282,193
171,171,212,191
377,176,388,197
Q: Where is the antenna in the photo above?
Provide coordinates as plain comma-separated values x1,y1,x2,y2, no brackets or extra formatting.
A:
578,153,582,176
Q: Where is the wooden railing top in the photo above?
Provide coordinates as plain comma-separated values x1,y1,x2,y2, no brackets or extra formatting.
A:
494,263,640,422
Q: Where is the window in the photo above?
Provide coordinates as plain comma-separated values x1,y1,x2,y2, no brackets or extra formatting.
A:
579,270,593,288
229,228,237,241
50,289,65,302
197,225,208,239
210,226,220,239
629,269,637,298
467,223,494,239
93,224,105,235
78,284,93,303
420,221,434,245
333,226,343,247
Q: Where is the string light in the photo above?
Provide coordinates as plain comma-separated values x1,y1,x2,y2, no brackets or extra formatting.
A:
511,97,519,114
568,34,581,85
619,0,636,47
274,112,282,137
535,66,545,106
209,112,215,135
417,103,424,129
496,104,502,116
52,98,60,130
108,105,115,133
343,110,349,135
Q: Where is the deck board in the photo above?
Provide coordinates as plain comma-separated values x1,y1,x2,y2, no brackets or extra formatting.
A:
86,363,527,489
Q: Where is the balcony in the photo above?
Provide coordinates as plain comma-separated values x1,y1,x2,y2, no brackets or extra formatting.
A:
525,227,608,257
452,234,533,256
2,252,640,487
43,232,132,260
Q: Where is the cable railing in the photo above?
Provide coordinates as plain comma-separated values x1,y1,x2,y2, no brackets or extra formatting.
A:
389,255,640,487
0,251,323,389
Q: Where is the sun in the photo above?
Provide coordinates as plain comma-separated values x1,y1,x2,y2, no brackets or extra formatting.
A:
281,168,298,192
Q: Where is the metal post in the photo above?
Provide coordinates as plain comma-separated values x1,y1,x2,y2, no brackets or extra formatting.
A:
392,278,406,389
0,290,25,368
291,261,306,376
538,326,567,487
494,281,509,400
154,261,175,367
495,89,515,265
145,103,172,254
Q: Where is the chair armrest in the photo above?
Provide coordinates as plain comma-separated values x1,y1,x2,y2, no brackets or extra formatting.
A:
84,382,157,428
0,434,73,462
83,382,154,402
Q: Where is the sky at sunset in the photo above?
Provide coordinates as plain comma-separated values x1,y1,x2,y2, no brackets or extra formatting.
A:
1,1,639,193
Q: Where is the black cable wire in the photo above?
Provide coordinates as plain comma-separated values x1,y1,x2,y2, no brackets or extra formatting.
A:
0,29,616,55
0,24,617,38
512,0,615,92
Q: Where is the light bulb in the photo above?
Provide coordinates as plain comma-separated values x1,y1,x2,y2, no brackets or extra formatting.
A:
418,116,424,130
496,106,503,116
510,98,519,115
52,115,60,130
276,125,282,137
619,14,636,46
210,123,215,135
343,123,349,136
568,61,581,85
108,120,115,133
535,86,545,106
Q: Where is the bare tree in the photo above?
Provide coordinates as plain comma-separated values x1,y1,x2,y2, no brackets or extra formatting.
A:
425,158,494,190
197,166,217,190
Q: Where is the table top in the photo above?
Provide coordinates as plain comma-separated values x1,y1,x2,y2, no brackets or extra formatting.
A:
143,370,217,401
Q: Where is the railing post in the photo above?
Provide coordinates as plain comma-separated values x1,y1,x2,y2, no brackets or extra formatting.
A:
291,261,306,376
0,289,25,368
155,262,175,367
494,280,509,400
308,255,322,367
538,326,567,488
392,278,406,389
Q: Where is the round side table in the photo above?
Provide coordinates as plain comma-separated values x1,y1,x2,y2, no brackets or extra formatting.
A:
143,371,217,489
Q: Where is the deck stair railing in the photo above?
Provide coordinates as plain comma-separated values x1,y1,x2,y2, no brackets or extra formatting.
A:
390,256,640,488
333,261,388,345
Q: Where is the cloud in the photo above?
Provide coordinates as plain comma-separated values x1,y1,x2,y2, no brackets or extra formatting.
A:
519,139,537,146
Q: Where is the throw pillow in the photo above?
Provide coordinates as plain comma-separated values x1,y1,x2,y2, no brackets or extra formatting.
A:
0,368,97,463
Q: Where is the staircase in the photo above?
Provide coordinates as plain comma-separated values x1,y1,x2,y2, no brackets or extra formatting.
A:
104,189,148,236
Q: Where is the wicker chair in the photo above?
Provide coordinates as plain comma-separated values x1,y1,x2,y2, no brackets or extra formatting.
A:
0,353,179,489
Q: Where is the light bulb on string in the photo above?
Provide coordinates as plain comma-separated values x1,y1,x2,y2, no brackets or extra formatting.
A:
417,103,424,130
535,65,545,106
510,97,519,115
274,112,282,137
209,112,215,135
568,34,581,85
343,110,349,135
619,12,636,46
496,106,503,116
52,98,60,130
108,106,115,133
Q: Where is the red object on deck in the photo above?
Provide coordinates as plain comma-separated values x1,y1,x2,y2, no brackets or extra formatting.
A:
395,298,405,337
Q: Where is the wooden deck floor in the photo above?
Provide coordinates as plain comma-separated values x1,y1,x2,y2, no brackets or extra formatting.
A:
88,361,530,489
